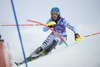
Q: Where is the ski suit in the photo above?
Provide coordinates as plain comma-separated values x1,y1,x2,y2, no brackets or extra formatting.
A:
41,17,77,51
30,17,77,58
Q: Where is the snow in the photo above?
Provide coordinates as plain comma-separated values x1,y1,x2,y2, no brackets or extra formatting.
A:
0,0,100,67
7,27,100,67
19,39,100,67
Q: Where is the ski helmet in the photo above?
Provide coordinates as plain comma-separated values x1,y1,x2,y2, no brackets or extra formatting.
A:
51,7,60,14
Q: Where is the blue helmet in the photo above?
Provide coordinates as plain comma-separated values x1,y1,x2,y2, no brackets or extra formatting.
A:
51,7,60,14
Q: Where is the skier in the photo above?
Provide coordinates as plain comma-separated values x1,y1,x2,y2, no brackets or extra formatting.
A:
30,7,80,56
15,7,80,66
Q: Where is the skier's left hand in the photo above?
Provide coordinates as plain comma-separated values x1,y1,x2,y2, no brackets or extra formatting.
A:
75,33,80,41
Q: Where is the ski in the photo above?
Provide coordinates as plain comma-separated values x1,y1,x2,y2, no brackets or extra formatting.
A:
15,50,47,66
14,56,38,66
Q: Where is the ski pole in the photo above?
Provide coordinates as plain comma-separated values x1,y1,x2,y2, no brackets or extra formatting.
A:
84,32,100,37
76,32,100,42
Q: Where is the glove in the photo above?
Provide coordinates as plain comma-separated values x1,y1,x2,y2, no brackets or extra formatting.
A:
47,21,56,27
75,33,80,41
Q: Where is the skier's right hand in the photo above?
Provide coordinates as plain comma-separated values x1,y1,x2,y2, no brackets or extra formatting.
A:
47,21,56,27
75,33,83,42
75,33,80,41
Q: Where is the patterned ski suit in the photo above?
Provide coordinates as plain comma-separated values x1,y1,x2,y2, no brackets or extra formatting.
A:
40,17,77,50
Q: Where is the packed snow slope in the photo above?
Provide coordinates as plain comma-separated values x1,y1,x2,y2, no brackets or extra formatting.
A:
8,27,100,67
19,36,100,67
0,0,100,67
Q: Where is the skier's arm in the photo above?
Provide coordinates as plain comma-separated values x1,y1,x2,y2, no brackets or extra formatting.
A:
64,19,80,40
43,27,49,32
66,23,77,34
43,20,56,32
64,20,77,34
43,19,50,32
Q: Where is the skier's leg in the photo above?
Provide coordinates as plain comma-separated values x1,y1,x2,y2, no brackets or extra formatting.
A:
29,34,67,59
44,34,67,53
29,33,56,57
44,39,57,54
30,47,43,57
39,34,57,54
40,33,56,48
15,48,42,66
15,47,44,66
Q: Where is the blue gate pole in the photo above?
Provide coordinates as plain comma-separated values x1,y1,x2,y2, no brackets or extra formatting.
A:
10,0,28,67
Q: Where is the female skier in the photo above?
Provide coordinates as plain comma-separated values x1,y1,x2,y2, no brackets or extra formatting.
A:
15,7,80,66
30,7,80,58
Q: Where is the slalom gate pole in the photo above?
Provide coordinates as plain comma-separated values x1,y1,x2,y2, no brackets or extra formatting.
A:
10,0,28,67
1,24,41,26
27,19,68,47
28,20,100,45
